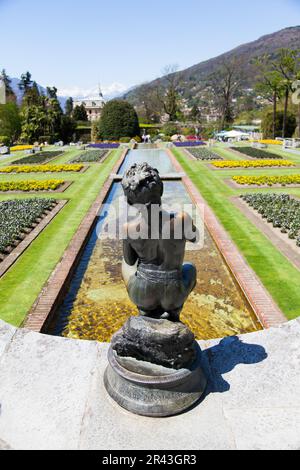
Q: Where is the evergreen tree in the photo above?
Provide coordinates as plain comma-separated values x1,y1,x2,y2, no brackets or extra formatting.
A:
73,104,88,121
0,102,21,143
65,97,74,116
22,81,40,106
189,104,201,123
262,110,296,139
19,71,32,93
270,49,300,137
60,115,76,142
97,100,140,140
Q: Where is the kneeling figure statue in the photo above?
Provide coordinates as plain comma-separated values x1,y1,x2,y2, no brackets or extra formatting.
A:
104,163,207,417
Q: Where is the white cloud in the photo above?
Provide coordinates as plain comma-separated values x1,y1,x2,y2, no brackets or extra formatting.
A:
57,82,129,100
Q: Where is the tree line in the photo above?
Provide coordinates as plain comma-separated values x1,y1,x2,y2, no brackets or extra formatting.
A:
0,70,90,145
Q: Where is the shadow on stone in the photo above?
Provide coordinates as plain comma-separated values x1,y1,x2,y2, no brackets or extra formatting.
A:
201,336,268,396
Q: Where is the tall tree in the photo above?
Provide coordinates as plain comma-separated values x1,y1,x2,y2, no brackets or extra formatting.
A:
65,97,74,116
209,57,244,129
97,100,140,140
46,86,58,99
19,71,32,94
22,81,40,106
73,104,88,121
255,55,283,139
189,104,201,123
20,83,63,143
157,65,181,122
135,84,162,123
292,73,300,138
0,103,21,143
270,49,300,138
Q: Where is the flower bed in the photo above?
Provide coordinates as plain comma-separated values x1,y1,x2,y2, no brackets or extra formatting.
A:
231,146,282,159
0,180,65,192
0,164,83,173
70,150,107,163
10,145,33,152
88,143,119,149
174,141,205,147
233,175,300,186
12,151,64,165
0,198,57,256
241,193,300,245
188,147,223,160
212,160,294,169
252,140,283,146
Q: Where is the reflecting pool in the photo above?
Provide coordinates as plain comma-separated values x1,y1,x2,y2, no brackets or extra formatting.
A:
50,175,261,341
118,149,176,175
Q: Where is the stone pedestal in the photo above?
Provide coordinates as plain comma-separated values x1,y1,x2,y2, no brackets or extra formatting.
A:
104,344,207,417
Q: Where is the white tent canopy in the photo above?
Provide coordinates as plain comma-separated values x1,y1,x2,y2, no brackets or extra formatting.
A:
216,129,250,140
224,130,249,138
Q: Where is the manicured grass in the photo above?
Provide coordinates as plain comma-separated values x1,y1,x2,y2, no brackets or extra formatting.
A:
0,147,121,326
173,145,300,320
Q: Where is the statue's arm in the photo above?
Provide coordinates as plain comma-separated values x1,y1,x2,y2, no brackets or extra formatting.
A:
123,239,138,266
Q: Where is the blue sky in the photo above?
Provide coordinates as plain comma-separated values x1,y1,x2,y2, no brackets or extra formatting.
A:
1,0,300,98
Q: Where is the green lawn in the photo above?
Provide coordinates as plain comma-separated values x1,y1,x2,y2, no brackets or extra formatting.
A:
173,145,300,320
0,146,121,326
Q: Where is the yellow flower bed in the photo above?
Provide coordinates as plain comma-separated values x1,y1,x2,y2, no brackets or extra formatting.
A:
233,175,300,186
0,164,83,173
10,145,34,152
212,160,294,168
0,180,64,192
251,140,282,146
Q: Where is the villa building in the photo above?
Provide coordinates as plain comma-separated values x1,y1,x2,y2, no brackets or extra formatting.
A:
74,88,105,122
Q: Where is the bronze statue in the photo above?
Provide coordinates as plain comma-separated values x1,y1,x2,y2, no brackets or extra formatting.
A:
104,162,207,417
121,162,198,322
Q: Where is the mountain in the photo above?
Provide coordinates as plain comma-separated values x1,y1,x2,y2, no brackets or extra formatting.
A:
124,26,300,108
10,78,68,110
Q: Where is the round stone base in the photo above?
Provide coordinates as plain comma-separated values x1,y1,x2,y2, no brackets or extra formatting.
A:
104,345,207,417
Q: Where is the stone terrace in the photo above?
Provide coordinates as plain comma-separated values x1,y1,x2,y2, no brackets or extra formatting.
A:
0,319,300,450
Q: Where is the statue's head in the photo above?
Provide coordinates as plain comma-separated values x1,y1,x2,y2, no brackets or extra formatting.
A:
122,162,163,207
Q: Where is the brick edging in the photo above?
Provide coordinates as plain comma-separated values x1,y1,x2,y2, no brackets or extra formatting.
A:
166,148,287,328
0,200,68,279
23,149,129,332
